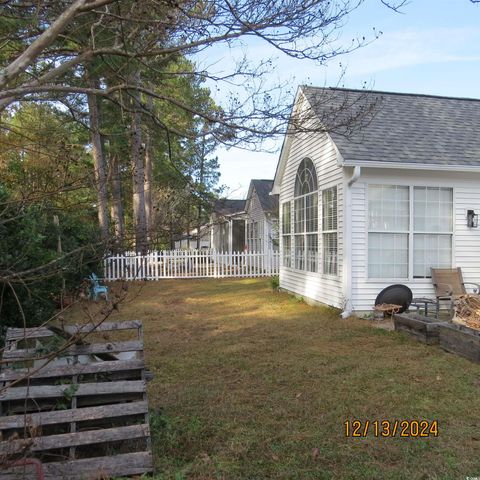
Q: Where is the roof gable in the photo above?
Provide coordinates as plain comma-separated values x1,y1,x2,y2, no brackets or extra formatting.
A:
246,179,278,214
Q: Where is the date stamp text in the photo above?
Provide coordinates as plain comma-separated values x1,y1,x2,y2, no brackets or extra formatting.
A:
344,419,439,438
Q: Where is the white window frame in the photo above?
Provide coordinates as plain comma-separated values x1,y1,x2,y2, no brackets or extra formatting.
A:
322,186,338,276
366,183,454,282
293,158,319,273
412,186,454,279
281,202,292,267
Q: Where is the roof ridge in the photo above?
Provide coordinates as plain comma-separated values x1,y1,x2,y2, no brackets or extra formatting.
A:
302,85,480,103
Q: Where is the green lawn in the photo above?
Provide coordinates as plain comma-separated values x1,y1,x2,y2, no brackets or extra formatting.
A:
69,278,480,479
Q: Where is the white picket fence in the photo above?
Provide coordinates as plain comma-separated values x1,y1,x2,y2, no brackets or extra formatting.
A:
103,249,280,280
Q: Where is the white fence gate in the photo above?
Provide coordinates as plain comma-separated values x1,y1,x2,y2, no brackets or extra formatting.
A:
103,250,280,281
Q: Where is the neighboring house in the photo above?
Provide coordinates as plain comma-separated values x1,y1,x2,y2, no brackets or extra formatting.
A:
174,226,211,250
211,199,246,252
272,86,480,315
244,179,279,252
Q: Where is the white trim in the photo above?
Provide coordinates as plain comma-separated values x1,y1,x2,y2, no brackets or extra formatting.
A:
342,161,480,172
342,167,361,316
272,88,317,195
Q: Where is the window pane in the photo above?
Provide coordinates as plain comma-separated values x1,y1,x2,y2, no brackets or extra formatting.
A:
413,234,452,278
305,193,318,232
322,187,337,231
414,187,452,232
323,232,337,275
368,233,408,278
368,185,409,232
294,198,304,233
282,202,291,234
306,234,318,272
282,235,291,268
295,235,305,270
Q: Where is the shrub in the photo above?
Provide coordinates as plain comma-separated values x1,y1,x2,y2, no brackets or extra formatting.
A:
270,275,279,290
0,184,102,340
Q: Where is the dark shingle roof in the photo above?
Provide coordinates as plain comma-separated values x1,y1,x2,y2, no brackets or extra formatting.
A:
250,179,278,214
214,199,245,216
302,87,480,167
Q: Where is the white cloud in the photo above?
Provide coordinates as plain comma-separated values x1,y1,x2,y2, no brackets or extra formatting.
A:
342,27,480,76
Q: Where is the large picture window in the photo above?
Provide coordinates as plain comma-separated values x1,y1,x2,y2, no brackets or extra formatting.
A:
368,185,453,279
322,187,337,275
294,158,318,272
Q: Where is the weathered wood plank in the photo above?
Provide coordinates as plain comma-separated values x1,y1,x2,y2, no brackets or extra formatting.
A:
1,451,153,479
0,423,150,454
2,340,143,360
393,314,446,345
0,380,145,401
0,359,145,381
439,323,480,362
0,400,148,430
64,320,142,334
5,327,53,341
4,321,142,342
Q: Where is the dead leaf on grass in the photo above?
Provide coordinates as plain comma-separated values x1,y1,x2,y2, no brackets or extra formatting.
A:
311,447,319,461
200,452,212,463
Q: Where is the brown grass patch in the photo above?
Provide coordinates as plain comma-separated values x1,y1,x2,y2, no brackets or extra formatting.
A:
65,279,480,479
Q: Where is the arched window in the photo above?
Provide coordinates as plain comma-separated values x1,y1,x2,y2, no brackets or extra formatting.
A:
294,158,318,272
295,158,318,196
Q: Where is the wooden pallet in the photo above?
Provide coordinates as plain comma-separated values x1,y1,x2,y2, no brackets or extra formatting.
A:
0,321,153,479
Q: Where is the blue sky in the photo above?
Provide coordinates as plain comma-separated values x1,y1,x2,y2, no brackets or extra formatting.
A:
197,0,480,198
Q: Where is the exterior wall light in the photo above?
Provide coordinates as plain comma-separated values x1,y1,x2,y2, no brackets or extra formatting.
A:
467,210,478,228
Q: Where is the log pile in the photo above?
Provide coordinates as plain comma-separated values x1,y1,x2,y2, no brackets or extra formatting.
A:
453,294,480,330
374,303,402,316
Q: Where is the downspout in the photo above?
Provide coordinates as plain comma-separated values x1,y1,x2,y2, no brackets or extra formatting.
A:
341,165,361,319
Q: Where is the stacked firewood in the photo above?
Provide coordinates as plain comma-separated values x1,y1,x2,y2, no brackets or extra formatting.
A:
453,294,480,330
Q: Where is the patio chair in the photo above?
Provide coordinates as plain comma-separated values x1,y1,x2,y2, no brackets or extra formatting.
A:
430,268,480,318
88,272,109,301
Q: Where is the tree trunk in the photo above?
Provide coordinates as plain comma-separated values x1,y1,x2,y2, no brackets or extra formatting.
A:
196,155,205,250
86,77,109,245
109,153,125,250
144,95,154,242
130,82,148,253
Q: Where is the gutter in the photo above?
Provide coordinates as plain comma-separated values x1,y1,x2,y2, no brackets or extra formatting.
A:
343,161,480,173
341,166,361,319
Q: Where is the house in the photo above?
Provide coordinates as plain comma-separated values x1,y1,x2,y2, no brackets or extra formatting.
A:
244,179,279,252
272,86,480,315
211,199,246,252
174,226,211,250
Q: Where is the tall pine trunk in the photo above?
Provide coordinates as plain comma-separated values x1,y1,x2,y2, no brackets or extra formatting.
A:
130,82,148,253
144,94,154,242
86,77,109,245
109,153,125,250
